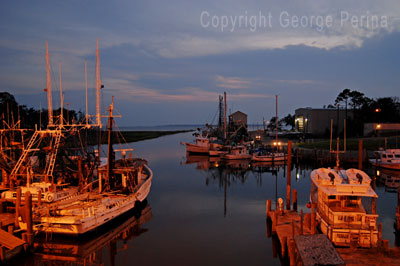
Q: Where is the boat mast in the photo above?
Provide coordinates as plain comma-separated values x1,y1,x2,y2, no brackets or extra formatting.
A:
59,63,63,126
275,95,278,144
96,39,102,128
46,42,53,126
85,60,88,126
224,91,227,140
106,96,114,189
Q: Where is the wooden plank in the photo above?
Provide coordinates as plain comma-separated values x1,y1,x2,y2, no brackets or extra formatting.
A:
0,229,25,250
294,234,344,266
337,247,400,266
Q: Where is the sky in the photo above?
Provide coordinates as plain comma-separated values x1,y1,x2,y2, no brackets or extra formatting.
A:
0,0,399,126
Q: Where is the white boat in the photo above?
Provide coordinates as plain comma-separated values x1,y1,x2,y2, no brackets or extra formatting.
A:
252,152,287,162
370,149,400,170
223,146,251,160
2,182,78,203
310,167,378,247
24,160,152,235
22,99,153,235
181,136,210,154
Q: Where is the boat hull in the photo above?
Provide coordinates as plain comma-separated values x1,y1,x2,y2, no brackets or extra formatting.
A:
182,142,209,154
369,159,400,170
27,165,153,235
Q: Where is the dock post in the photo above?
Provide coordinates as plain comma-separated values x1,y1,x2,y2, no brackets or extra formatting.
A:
293,189,297,211
291,219,295,239
14,187,21,228
304,213,311,230
358,139,363,170
300,210,304,235
281,236,287,257
378,223,382,246
272,211,278,233
25,191,33,247
266,199,271,218
288,239,296,266
311,203,316,234
286,141,292,211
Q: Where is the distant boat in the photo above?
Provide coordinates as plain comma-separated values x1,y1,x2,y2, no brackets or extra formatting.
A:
181,136,210,154
223,146,251,160
370,149,400,170
252,151,287,162
310,167,378,248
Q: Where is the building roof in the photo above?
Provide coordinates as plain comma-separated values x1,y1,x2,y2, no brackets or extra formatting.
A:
229,110,247,117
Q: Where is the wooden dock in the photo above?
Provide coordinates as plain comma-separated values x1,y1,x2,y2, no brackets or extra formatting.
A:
0,228,26,262
266,197,400,266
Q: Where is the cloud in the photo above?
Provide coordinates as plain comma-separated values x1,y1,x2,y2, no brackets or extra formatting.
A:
215,75,251,89
105,77,269,103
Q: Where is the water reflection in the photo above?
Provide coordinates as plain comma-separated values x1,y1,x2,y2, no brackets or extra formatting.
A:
374,168,400,192
32,203,152,265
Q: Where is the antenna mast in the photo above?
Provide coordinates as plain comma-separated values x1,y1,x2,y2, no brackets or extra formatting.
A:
224,92,227,140
59,63,63,126
85,60,88,126
96,39,102,128
46,42,53,126
275,95,278,143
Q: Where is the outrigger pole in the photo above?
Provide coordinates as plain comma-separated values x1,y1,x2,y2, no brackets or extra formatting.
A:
45,42,53,126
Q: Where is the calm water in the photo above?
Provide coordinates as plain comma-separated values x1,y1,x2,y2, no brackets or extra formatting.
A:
10,132,400,265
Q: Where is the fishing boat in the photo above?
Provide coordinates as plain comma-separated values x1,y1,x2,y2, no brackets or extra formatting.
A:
252,151,287,162
223,146,251,160
22,98,153,235
310,167,378,247
370,149,400,170
181,136,210,154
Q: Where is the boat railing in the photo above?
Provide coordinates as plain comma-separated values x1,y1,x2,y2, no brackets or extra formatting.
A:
317,199,378,231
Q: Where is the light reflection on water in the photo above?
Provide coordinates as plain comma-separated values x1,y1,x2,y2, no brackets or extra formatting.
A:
11,132,400,265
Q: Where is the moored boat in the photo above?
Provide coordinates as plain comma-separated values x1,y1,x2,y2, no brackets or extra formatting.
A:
252,151,287,162
310,167,378,247
223,146,251,160
370,149,400,170
21,99,153,235
181,136,210,154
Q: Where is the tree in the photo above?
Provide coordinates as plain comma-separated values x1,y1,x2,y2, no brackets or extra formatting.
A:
280,114,295,130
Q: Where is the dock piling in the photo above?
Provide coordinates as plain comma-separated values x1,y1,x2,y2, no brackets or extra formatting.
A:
300,210,304,235
24,191,33,247
286,141,292,211
266,199,271,218
311,204,316,234
293,189,297,211
288,239,296,266
14,187,21,229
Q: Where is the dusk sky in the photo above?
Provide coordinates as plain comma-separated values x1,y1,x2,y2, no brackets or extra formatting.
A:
1,1,399,126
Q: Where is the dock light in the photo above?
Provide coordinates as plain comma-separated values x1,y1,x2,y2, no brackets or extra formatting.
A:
278,142,281,146
305,118,308,122
376,170,380,176
375,108,381,112
273,142,277,146
376,124,381,129
296,173,300,180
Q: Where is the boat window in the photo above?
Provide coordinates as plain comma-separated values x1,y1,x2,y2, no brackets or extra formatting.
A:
382,154,387,158
388,154,393,158
328,195,336,200
395,155,400,158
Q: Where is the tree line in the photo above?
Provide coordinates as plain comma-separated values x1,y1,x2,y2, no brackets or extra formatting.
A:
0,92,85,129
